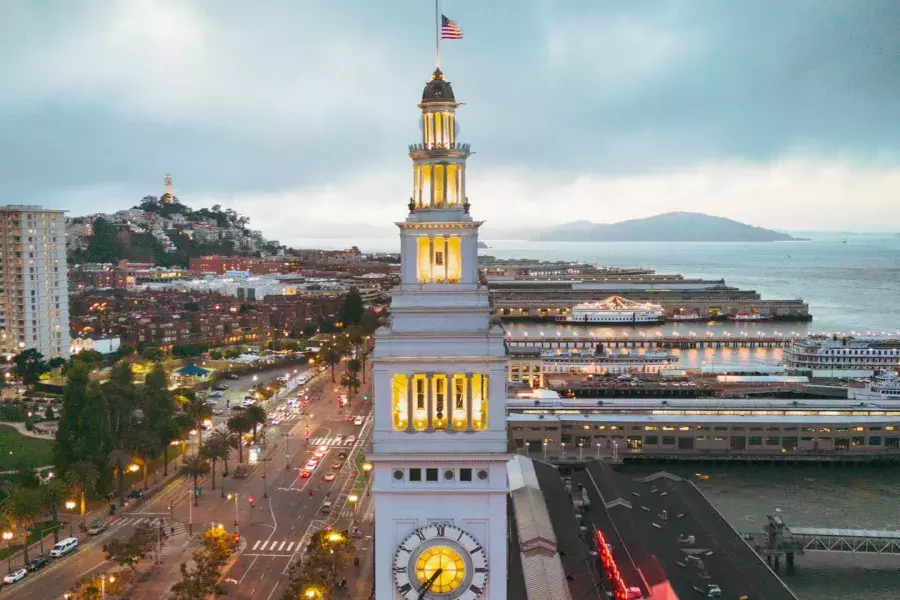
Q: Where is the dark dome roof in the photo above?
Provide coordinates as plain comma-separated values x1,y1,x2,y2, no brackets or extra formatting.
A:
421,68,455,103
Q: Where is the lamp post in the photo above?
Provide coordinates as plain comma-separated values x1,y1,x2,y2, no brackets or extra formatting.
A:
561,442,567,460
578,442,584,461
283,433,292,470
596,442,602,460
543,441,548,460
348,493,359,512
227,493,241,536
100,574,115,599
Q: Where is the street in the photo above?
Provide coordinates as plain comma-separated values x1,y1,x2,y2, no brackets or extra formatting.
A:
0,361,374,600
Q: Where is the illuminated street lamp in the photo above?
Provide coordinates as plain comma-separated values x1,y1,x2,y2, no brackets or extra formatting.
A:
362,461,373,476
100,574,116,599
128,463,140,473
65,500,77,510
327,532,344,543
348,493,359,511
304,588,323,599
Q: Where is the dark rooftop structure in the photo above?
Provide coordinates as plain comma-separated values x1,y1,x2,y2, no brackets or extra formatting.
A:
421,68,457,104
572,461,799,600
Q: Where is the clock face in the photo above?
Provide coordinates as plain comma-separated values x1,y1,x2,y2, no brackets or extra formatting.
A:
393,523,489,600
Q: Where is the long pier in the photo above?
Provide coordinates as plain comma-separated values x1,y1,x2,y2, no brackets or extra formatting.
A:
505,333,795,350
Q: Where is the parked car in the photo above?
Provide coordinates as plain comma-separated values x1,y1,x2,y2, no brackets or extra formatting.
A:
3,568,27,584
324,473,336,481
212,383,230,391
353,416,364,426
331,461,342,469
209,392,224,398
345,435,356,445
26,556,48,572
227,373,240,380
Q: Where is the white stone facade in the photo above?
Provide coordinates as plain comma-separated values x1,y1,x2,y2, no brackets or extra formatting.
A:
371,69,509,600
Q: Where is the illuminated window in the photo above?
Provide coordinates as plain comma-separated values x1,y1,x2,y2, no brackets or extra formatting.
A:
452,375,467,429
391,374,409,430
433,375,448,430
416,236,462,284
420,164,432,207
412,375,428,432
471,373,489,430
447,164,458,206
434,164,445,208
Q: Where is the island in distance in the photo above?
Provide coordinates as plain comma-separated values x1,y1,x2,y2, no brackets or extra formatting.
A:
529,211,808,242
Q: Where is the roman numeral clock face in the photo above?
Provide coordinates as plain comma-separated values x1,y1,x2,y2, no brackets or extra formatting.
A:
393,524,489,600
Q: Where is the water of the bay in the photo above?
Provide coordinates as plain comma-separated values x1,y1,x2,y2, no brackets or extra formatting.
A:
313,232,900,599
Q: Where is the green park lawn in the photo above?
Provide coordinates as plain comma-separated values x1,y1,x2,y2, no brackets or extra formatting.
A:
0,424,55,471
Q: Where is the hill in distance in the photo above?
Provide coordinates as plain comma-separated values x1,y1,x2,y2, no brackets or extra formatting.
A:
531,212,806,242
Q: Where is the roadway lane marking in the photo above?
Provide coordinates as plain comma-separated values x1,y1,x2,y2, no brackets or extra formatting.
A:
286,542,294,551
77,559,109,578
253,540,261,550
259,541,269,551
278,541,285,551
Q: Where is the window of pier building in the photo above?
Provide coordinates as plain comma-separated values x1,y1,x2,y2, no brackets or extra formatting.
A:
390,373,489,432
416,236,462,284
413,162,462,209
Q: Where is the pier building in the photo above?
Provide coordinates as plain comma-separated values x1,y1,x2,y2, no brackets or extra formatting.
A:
505,395,900,463
486,271,811,321
784,334,900,377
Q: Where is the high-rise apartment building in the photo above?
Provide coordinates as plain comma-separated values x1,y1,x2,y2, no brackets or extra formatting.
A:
0,206,70,359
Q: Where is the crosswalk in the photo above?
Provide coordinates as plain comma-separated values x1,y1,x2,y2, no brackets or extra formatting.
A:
308,436,355,448
111,516,188,536
248,539,300,554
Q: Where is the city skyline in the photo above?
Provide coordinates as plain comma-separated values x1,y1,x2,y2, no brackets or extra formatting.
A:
2,0,899,241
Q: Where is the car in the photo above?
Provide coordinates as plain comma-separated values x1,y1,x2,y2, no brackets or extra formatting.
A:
3,568,27,584
323,473,336,481
213,383,230,391
337,451,348,459
26,556,48,572
353,416,364,426
270,418,280,425
321,501,332,513
209,392,224,398
345,435,356,444
227,373,240,380
128,489,143,500
333,435,344,445
331,461,342,469
300,469,312,478
305,460,318,471
87,519,108,535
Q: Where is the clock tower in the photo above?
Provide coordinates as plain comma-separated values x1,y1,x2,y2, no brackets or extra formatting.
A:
369,68,509,600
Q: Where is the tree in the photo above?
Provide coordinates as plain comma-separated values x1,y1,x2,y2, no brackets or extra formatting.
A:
64,461,100,526
103,521,156,574
226,414,251,464
243,404,267,444
340,371,361,403
1,483,42,565
338,287,365,326
107,449,132,507
183,397,212,450
141,347,165,362
179,455,210,507
131,431,159,491
283,528,356,600
12,348,49,388
206,430,237,477
170,527,236,600
200,437,229,491
41,478,69,543
48,356,66,370
320,344,342,383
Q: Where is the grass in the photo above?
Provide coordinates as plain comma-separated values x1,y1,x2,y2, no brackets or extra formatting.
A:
0,424,55,471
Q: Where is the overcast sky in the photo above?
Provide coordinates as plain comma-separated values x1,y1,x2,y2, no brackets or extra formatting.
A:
2,0,898,241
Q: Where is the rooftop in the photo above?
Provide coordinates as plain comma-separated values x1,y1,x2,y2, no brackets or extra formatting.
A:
574,462,798,600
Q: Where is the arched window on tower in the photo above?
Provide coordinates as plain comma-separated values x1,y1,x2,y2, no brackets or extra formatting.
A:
391,374,409,430
432,374,448,430
452,374,467,430
471,374,489,430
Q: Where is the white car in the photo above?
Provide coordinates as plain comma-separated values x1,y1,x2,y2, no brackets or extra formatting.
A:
324,472,336,481
346,435,356,445
305,460,318,471
353,416,364,426
3,568,27,584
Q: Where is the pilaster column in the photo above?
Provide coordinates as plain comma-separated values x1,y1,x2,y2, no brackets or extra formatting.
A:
446,378,455,433
443,236,450,283
428,236,435,283
425,373,434,432
443,165,449,207
405,376,414,433
430,164,436,207
460,166,466,203
466,374,474,432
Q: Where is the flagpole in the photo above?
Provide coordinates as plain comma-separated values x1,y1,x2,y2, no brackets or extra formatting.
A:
435,0,440,68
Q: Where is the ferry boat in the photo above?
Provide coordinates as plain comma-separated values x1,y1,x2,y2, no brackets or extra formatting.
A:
784,334,900,377
849,371,900,399
671,313,710,322
728,313,773,322
540,345,677,375
557,296,665,324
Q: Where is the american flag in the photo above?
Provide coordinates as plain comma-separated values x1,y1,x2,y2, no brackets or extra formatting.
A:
441,15,463,39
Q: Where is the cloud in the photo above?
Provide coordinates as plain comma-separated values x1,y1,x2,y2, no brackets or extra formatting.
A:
184,156,900,245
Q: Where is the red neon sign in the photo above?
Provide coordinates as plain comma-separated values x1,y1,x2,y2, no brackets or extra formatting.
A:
595,529,630,600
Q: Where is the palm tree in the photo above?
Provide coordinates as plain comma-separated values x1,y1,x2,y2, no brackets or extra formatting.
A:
321,344,342,383
1,483,42,565
227,414,251,464
160,413,191,476
207,430,237,476
183,398,212,450
179,455,210,507
341,371,361,402
64,461,99,527
40,478,69,543
131,432,159,491
200,438,229,491
244,404,267,444
107,449,132,506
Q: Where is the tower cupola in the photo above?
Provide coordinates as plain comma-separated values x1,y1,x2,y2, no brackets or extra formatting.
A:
408,69,471,216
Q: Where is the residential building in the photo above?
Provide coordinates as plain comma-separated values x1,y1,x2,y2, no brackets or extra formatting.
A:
71,334,121,355
0,205,70,358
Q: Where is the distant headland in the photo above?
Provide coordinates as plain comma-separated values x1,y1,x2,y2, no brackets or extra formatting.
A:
530,212,808,242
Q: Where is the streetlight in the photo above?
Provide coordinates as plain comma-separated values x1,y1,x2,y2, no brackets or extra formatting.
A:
362,461,373,476
3,531,13,570
227,493,241,536
578,442,584,461
561,442,567,460
543,441,548,460
65,500,77,510
128,463,140,473
303,588,323,599
596,442,602,460
348,493,359,512
100,574,116,599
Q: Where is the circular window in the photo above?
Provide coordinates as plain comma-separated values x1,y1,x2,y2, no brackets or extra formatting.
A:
393,470,404,481
477,469,489,481
444,469,455,480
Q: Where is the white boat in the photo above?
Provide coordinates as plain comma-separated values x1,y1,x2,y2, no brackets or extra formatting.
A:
541,345,677,375
671,313,709,322
784,335,900,377
728,313,773,322
557,296,665,324
849,371,900,399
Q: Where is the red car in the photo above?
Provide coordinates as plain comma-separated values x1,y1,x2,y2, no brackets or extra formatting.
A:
300,469,312,478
